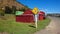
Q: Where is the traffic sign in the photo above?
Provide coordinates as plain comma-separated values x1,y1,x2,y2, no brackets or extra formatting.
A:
32,7,39,28
32,8,38,14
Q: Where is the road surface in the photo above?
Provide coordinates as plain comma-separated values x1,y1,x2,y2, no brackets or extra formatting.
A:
34,16,60,34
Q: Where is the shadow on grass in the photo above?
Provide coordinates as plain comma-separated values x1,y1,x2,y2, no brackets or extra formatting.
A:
29,25,36,28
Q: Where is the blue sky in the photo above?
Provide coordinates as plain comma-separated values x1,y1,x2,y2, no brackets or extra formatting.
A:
17,0,60,14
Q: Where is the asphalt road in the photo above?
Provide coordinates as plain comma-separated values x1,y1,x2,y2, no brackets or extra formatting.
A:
34,16,60,34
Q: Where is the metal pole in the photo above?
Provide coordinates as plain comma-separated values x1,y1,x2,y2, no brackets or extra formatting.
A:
35,14,38,28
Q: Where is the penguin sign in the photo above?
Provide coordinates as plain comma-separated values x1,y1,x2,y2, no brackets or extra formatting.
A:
32,7,39,28
32,8,38,15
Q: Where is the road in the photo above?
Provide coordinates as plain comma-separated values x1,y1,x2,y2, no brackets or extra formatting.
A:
34,16,60,34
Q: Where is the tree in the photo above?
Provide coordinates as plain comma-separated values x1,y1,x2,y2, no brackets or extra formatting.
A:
12,6,17,14
5,6,12,14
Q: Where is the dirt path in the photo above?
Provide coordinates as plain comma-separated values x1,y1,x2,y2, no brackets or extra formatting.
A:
34,16,60,34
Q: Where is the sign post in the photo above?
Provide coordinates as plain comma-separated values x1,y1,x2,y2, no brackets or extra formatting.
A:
35,14,38,28
32,8,38,28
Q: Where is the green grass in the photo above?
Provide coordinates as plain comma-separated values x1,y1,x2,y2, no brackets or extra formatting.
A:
0,14,50,34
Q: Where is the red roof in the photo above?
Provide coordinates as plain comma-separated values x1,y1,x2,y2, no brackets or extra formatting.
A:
39,11,45,14
23,9,33,14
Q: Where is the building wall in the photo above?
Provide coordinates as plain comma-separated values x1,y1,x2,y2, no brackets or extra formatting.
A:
16,15,34,23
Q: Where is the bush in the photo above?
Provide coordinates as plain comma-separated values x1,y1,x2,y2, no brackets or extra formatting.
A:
5,6,12,14
0,9,5,16
12,6,17,14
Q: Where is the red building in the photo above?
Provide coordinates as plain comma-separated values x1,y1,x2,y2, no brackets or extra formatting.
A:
39,11,45,20
16,10,45,23
16,9,34,23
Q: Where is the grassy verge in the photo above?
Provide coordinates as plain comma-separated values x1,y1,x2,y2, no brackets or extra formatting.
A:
0,14,50,34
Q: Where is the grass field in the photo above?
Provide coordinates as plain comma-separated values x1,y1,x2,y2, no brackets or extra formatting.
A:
0,14,50,34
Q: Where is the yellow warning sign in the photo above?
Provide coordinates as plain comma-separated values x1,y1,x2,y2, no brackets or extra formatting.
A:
32,8,38,14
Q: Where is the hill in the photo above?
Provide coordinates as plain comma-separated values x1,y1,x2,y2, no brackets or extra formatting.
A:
0,0,28,10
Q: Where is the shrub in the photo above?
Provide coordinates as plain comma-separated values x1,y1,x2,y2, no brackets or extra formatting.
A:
0,9,5,16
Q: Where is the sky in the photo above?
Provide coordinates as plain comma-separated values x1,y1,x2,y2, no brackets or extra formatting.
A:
17,0,60,14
